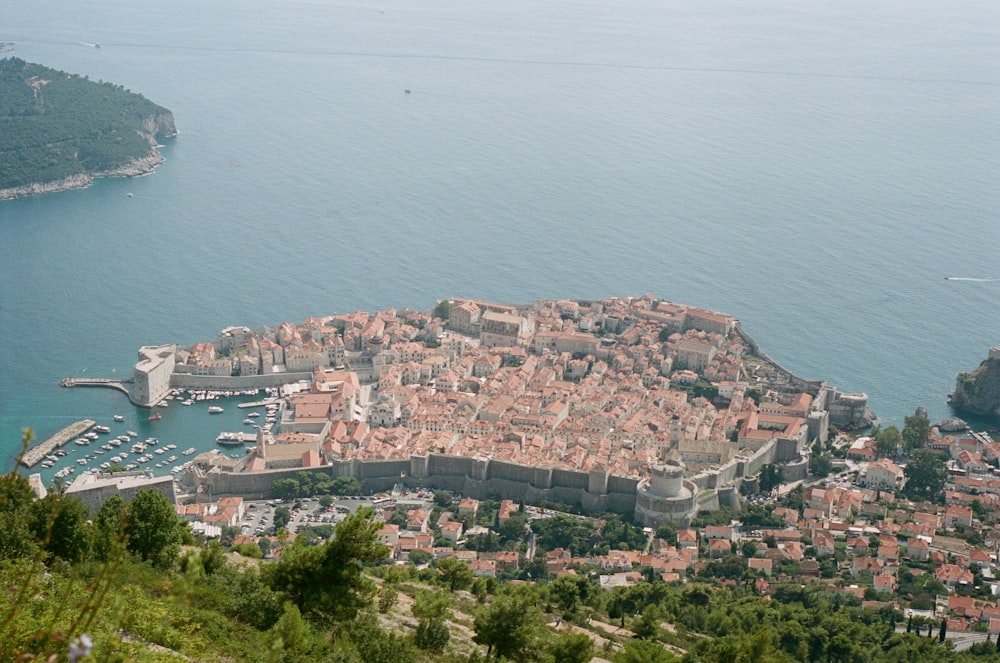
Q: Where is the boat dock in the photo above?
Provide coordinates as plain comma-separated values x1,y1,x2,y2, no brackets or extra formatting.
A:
59,377,132,397
217,431,256,443
21,419,95,468
237,399,278,409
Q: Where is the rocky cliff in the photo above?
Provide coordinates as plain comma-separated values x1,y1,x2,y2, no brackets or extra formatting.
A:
141,112,178,143
949,356,1000,417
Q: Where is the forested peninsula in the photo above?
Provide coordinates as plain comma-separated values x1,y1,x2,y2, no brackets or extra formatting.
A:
0,57,175,200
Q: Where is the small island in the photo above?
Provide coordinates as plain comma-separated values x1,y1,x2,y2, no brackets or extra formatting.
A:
0,57,176,200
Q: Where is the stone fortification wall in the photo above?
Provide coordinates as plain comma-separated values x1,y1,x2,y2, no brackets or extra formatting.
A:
782,456,809,482
635,478,698,528
716,484,741,511
194,437,792,524
170,372,313,391
490,458,538,485
688,438,775,491
735,326,823,393
739,439,778,475
552,467,589,491
192,464,333,499
426,453,474,478
194,449,636,514
607,474,637,495
696,489,720,514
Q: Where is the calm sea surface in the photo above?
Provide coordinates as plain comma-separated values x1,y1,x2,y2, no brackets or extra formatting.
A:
1,0,998,477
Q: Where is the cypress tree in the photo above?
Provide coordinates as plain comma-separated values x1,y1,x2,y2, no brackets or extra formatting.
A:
939,618,947,643
906,615,913,633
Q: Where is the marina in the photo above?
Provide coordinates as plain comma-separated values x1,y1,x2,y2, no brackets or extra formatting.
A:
238,399,279,409
216,431,255,445
21,419,95,468
15,390,279,486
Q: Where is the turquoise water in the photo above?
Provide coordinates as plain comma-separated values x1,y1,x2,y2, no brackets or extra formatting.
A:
1,0,999,476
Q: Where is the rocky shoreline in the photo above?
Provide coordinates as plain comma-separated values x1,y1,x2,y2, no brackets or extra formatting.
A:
0,112,175,201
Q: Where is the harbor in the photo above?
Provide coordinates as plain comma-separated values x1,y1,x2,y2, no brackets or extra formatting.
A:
21,419,95,468
19,388,278,485
238,399,279,409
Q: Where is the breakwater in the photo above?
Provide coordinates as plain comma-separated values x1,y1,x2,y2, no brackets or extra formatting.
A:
22,420,95,468
60,377,132,396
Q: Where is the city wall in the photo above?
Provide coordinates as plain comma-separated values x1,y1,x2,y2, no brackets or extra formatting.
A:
169,372,314,391
194,451,637,515
192,436,808,523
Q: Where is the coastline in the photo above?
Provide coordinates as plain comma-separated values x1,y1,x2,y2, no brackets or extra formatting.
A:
0,150,166,201
0,112,175,202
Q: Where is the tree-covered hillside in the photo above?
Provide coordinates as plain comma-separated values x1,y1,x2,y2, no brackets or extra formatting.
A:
0,57,175,191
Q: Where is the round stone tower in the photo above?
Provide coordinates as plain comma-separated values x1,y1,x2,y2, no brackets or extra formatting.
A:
650,460,685,497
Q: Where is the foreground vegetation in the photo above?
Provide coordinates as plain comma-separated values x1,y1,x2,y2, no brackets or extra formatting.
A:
0,57,172,190
5,431,1000,661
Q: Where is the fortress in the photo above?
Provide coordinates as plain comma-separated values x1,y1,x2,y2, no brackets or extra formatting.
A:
135,295,861,525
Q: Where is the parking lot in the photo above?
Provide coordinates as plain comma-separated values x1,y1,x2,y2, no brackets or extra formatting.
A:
238,495,435,537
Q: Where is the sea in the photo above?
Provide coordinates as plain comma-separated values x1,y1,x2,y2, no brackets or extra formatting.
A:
1,0,998,481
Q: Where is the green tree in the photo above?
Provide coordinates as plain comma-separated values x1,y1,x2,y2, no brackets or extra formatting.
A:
759,464,783,493
547,632,594,663
264,507,388,621
0,471,38,561
318,494,334,508
903,450,947,501
612,639,678,663
412,588,452,651
341,612,418,663
408,549,432,566
274,506,291,530
436,556,474,592
902,414,931,451
433,300,451,321
377,584,398,613
331,476,361,496
433,490,453,509
498,510,529,543
28,492,91,563
92,493,127,562
473,590,544,662
269,602,317,659
809,453,833,479
125,489,182,568
201,540,228,575
655,523,677,546
548,574,593,613
271,478,300,500
414,619,450,653
633,604,663,640
876,426,903,457
412,589,451,621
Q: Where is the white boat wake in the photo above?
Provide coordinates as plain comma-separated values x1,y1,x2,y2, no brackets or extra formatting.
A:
944,277,999,282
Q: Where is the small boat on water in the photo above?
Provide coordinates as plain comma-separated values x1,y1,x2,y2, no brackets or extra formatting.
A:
94,425,111,433
113,415,125,422
148,413,162,421
208,406,224,414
